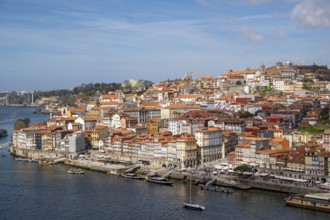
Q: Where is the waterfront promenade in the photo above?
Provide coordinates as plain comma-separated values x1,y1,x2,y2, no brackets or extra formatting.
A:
9,143,328,195
60,156,326,195
9,143,327,195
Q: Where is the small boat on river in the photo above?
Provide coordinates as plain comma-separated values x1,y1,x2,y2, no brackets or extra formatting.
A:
68,168,85,174
183,202,205,211
285,193,330,213
15,158,40,163
203,186,233,194
0,129,8,138
39,160,54,165
121,172,145,180
146,176,172,186
183,175,205,211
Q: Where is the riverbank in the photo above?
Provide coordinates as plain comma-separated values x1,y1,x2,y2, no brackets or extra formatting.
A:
10,146,327,194
162,170,325,194
62,158,326,194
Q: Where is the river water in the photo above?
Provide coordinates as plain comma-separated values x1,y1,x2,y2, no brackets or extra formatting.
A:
0,106,329,220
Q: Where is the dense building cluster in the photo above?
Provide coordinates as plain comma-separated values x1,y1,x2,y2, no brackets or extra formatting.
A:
12,61,330,183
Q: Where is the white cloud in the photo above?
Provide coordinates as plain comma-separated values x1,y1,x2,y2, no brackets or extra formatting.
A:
275,28,288,39
292,0,330,28
245,0,302,4
239,14,277,21
196,0,300,5
238,26,264,42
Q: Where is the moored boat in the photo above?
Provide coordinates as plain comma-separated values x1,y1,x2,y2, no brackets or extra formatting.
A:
183,174,205,211
204,186,234,194
0,129,8,138
68,168,85,174
285,193,330,213
121,172,145,180
146,176,172,186
183,202,205,211
15,158,40,163
39,160,53,165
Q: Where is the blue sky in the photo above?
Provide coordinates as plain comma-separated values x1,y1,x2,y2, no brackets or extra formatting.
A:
1,0,329,91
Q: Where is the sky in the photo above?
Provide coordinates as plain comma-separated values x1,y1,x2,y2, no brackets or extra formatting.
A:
0,0,330,91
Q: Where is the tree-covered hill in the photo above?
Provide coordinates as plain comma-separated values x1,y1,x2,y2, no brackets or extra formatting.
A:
34,80,153,105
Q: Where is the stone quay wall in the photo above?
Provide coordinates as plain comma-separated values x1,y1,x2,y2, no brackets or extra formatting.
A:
238,179,324,194
64,159,127,174
10,146,327,194
110,154,181,168
10,146,67,160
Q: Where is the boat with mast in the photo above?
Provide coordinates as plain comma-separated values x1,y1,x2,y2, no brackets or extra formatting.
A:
183,174,205,211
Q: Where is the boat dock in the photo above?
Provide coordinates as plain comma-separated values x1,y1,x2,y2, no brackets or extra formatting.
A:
285,193,330,213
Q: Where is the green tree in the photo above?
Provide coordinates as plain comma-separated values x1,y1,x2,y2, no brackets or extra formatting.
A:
259,87,275,97
234,165,252,173
303,78,313,83
320,107,329,121
298,126,324,134
303,84,311,90
238,111,253,118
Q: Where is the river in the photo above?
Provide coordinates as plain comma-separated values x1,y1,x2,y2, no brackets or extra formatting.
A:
0,106,328,220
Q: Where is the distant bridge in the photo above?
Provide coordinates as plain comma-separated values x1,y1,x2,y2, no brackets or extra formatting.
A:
0,92,40,106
